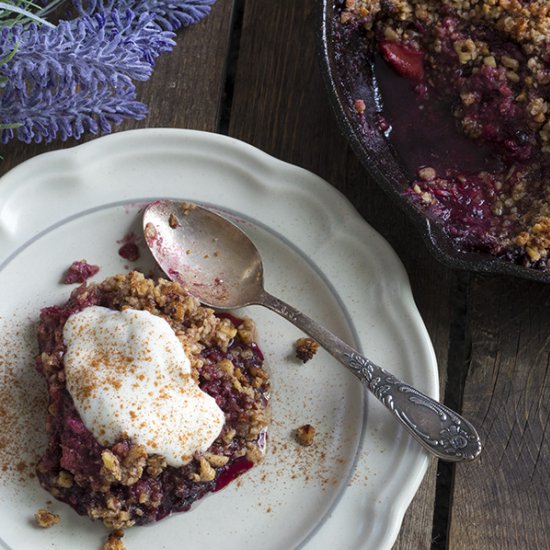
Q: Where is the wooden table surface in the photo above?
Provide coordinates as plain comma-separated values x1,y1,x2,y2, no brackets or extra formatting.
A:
2,2,549,549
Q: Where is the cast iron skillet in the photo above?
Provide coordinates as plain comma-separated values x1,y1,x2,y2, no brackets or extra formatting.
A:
317,0,550,284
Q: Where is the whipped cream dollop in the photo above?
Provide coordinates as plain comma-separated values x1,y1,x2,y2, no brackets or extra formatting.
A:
63,306,225,466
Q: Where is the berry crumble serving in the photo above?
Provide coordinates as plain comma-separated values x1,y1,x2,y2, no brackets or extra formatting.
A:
35,272,270,529
336,0,550,269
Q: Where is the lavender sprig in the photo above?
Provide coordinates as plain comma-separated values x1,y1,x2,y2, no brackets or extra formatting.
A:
1,79,147,143
0,0,216,145
0,10,174,143
72,0,216,32
2,13,174,92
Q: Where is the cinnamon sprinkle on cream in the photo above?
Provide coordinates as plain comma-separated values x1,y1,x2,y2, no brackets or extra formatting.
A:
63,307,225,466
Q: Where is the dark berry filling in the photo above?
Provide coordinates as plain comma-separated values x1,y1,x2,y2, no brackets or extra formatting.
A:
63,260,100,284
334,1,550,269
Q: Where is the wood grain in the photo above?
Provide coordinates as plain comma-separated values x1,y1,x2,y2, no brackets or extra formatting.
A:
0,0,234,177
449,274,550,549
228,1,454,548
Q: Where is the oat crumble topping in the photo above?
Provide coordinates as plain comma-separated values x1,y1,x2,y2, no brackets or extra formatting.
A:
35,508,61,528
295,337,319,363
295,424,316,447
168,213,179,229
104,530,125,550
180,202,197,216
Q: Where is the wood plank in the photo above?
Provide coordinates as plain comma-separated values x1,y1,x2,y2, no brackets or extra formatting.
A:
0,0,234,177
449,274,550,549
126,0,234,132
228,1,455,548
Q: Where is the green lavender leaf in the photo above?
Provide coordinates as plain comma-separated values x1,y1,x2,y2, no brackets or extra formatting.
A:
0,1,56,28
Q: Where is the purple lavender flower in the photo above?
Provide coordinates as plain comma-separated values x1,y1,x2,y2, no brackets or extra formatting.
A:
72,0,216,32
0,0,216,144
1,79,147,143
3,12,174,91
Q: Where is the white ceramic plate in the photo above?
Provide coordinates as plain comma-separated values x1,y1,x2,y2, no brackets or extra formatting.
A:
0,129,437,550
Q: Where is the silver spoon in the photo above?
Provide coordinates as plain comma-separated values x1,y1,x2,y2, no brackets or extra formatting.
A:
143,200,481,462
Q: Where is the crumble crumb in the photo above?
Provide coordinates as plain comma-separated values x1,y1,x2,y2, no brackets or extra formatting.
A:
143,222,157,240
354,99,366,113
34,508,60,528
168,213,179,228
204,451,229,467
146,454,167,477
295,424,316,447
417,166,436,182
514,217,550,262
197,455,216,482
295,337,319,363
181,202,197,215
104,529,125,550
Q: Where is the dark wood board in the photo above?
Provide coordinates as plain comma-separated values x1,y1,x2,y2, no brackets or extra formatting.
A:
449,274,550,549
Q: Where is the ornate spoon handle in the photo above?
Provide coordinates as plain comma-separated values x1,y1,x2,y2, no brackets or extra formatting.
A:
259,291,481,462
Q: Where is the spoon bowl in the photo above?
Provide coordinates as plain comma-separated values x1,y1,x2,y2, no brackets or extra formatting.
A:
143,200,482,462
144,201,264,307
